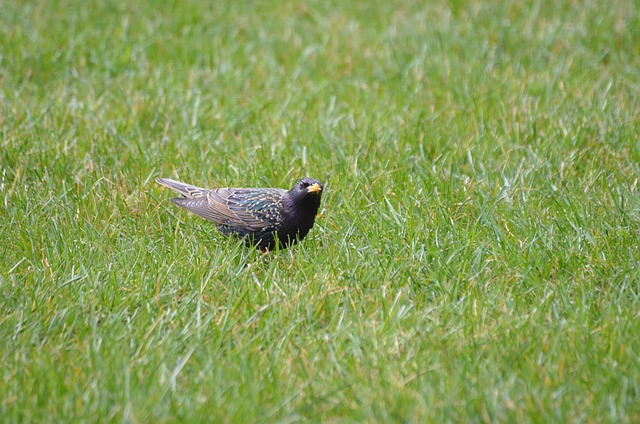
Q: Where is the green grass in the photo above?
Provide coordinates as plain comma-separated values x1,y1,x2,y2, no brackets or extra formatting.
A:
2,0,640,421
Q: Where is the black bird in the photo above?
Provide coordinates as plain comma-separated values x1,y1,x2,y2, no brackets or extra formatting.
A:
157,177,324,250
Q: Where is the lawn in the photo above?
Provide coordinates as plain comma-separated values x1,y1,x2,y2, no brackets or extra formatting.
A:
1,0,639,421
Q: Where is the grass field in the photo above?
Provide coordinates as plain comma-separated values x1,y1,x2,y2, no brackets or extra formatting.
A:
2,0,640,421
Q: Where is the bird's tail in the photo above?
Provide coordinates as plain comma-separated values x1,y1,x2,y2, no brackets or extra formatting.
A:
156,178,209,198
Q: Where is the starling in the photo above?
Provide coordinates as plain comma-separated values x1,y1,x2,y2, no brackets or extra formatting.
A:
157,177,324,250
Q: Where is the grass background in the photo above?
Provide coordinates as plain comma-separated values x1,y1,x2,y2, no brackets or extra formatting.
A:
2,0,640,421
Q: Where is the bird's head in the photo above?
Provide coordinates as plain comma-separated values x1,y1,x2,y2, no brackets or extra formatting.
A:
288,178,323,207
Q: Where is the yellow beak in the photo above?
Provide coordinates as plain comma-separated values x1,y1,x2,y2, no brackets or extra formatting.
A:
307,183,322,194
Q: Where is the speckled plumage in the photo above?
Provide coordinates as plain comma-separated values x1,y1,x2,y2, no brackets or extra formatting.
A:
157,177,323,250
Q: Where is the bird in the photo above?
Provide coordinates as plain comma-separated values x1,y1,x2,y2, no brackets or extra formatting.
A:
157,177,324,250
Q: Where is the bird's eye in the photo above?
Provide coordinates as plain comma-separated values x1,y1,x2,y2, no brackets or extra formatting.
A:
300,181,309,188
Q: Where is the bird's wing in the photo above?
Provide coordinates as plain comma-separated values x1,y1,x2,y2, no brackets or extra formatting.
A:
156,178,208,198
171,187,286,232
